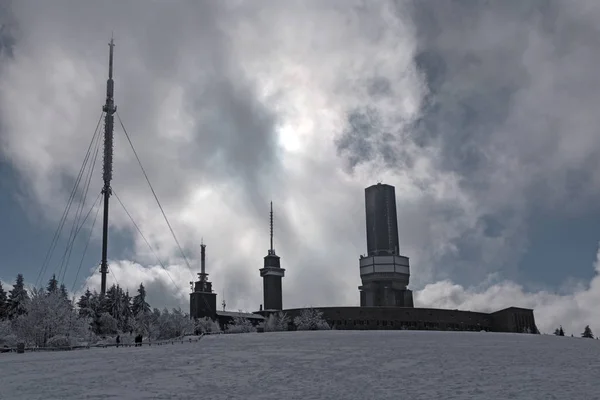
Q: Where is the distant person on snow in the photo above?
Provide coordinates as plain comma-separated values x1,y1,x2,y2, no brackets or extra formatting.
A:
116,335,120,348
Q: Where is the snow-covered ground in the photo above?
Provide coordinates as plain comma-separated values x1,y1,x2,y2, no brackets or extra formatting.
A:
1,330,598,399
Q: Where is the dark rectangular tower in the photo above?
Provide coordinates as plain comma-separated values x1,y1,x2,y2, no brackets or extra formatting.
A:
365,183,400,256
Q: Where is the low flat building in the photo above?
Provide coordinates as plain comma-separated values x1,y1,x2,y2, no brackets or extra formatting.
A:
256,306,537,333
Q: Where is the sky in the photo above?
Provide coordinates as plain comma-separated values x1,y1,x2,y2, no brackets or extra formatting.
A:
0,0,600,335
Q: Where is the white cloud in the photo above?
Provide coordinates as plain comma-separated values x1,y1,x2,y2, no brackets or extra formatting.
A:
416,242,600,335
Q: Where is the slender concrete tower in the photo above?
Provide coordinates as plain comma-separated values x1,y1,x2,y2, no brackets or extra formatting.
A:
259,202,285,311
358,183,414,307
189,240,217,319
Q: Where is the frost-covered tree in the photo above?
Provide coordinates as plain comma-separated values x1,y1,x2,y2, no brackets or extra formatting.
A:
59,284,69,303
195,317,221,334
84,290,113,335
12,287,89,347
227,316,256,333
293,308,330,331
0,319,17,346
582,325,594,339
103,284,132,331
131,284,150,317
96,312,119,335
151,307,195,339
168,307,195,338
264,312,290,332
77,289,94,319
0,281,7,320
120,290,133,332
7,274,29,319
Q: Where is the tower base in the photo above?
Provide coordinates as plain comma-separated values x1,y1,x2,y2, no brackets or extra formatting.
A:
190,291,217,319
359,285,413,307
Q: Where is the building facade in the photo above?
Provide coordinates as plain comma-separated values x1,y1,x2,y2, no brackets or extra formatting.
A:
265,306,537,333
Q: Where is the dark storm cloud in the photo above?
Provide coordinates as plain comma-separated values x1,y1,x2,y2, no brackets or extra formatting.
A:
185,76,281,214
407,0,600,209
333,0,600,284
6,0,600,334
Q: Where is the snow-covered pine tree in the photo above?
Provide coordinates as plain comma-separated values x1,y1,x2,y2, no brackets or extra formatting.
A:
130,284,151,335
293,308,330,331
87,290,108,334
131,283,150,317
46,274,59,294
7,273,29,319
0,281,7,320
120,290,133,332
58,284,70,304
582,325,594,339
77,289,94,319
105,284,126,329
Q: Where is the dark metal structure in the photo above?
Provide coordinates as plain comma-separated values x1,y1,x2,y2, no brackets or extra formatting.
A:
100,37,117,296
189,241,217,319
259,202,285,311
365,183,400,256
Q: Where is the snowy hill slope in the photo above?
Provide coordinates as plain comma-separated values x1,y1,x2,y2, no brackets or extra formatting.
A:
1,330,598,399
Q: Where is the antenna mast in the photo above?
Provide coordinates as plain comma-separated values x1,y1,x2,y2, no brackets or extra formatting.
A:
269,201,275,255
100,36,117,296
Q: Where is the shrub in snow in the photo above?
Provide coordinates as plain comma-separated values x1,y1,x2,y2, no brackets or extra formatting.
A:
195,317,221,334
293,308,330,331
47,335,71,348
0,320,18,347
227,316,256,333
264,312,290,332
152,307,196,340
97,312,119,335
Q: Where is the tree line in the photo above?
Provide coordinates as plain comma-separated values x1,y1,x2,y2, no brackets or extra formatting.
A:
0,273,201,347
553,325,595,339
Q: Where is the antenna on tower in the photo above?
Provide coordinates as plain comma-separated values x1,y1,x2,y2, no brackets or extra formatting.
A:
222,288,226,311
268,201,275,255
